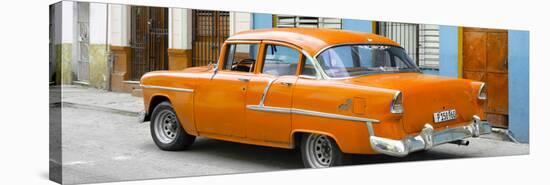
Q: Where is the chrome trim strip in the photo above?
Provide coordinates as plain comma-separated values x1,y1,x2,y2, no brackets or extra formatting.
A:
292,108,379,123
477,83,487,100
140,85,194,93
246,105,291,114
390,91,403,114
246,105,379,123
300,49,327,80
298,75,317,80
259,79,276,106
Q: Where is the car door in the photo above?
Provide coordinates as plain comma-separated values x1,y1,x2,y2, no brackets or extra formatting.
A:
194,42,259,138
244,42,302,145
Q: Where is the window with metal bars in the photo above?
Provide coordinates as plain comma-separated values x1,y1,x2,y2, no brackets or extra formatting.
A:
276,15,342,29
191,10,230,67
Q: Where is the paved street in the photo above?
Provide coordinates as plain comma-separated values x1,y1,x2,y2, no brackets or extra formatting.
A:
54,86,529,184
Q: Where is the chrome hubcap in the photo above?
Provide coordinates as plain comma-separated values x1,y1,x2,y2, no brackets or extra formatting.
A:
306,134,333,167
154,109,179,144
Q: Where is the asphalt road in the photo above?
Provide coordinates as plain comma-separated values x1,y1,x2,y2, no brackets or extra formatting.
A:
58,106,529,184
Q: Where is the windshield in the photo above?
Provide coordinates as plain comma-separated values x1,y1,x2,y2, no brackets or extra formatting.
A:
316,44,421,78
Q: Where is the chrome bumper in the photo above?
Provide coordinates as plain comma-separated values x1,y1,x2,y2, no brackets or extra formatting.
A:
367,115,492,157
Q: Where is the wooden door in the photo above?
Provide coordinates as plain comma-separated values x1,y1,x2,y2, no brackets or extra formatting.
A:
463,28,508,128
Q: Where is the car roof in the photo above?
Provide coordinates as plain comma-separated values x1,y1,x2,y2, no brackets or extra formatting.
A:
226,28,402,56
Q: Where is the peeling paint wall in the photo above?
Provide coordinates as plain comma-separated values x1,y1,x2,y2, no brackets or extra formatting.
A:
89,44,109,89
55,43,73,84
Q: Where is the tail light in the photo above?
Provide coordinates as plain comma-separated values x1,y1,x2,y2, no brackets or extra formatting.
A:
390,91,404,114
478,83,487,100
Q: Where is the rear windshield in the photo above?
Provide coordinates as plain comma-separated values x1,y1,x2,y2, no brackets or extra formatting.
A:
316,45,421,78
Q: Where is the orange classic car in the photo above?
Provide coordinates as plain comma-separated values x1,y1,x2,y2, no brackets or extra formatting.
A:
138,28,492,168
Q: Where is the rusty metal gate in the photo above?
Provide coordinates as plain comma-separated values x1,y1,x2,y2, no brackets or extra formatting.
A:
192,10,230,67
130,7,168,80
377,22,420,64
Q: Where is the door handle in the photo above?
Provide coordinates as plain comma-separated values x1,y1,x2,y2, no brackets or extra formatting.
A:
238,78,250,82
279,82,293,86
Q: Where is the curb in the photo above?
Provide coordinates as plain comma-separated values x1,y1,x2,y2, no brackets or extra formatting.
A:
60,102,140,117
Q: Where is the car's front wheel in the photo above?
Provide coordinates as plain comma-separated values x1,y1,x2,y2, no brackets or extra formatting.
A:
300,133,350,168
150,101,195,151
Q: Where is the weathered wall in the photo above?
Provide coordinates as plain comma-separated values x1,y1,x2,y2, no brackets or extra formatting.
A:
168,8,193,70
89,44,109,89
230,12,252,35
168,49,192,70
56,43,73,84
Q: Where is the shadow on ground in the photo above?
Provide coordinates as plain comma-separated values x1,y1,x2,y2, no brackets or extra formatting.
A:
154,137,489,169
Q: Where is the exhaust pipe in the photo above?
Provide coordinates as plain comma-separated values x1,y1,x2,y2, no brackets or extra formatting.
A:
449,140,469,146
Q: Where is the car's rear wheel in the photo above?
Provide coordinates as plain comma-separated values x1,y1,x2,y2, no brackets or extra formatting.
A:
300,133,350,168
150,101,195,151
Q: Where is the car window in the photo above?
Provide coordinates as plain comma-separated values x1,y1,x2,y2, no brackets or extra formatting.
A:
223,43,259,72
316,45,420,78
262,44,300,76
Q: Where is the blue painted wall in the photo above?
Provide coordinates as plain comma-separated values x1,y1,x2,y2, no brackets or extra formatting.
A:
438,26,459,78
252,13,273,29
508,30,530,143
342,19,373,33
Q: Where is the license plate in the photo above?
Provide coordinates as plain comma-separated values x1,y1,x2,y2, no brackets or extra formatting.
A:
433,109,457,123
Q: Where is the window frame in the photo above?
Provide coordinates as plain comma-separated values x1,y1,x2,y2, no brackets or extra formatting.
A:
257,41,306,77
219,40,262,73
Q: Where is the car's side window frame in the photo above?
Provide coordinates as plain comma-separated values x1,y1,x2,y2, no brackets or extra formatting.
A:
298,53,322,79
219,40,262,73
257,41,304,77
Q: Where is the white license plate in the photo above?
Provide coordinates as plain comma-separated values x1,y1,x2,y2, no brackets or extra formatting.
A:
433,109,457,123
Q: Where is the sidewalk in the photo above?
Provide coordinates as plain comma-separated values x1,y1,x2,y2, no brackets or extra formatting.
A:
57,85,521,143
60,85,143,115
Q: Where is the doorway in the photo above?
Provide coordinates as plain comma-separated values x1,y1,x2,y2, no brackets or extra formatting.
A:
463,28,509,128
130,6,169,81
191,10,230,67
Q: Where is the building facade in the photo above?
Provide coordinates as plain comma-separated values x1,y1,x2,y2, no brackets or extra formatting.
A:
50,2,529,143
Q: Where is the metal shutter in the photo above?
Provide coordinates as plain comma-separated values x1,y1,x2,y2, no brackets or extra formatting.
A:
276,15,341,29
418,24,440,68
